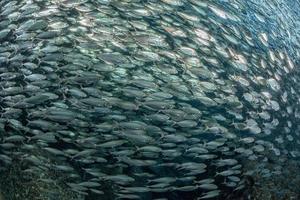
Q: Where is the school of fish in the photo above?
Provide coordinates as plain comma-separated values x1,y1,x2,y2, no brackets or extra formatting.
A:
0,0,300,199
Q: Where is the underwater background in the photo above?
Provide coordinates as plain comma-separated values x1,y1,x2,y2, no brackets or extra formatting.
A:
0,0,300,199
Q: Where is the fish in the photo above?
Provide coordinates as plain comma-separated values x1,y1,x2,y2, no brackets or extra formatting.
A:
0,0,298,199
